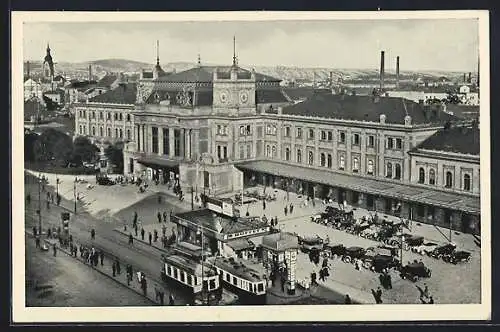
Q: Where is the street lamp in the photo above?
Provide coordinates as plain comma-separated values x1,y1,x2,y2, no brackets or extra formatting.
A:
73,177,77,214
56,176,60,205
37,175,42,235
400,235,405,266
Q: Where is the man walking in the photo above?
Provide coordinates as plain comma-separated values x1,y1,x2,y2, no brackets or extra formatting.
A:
91,228,95,240
141,228,145,241
116,259,121,275
159,290,165,305
284,206,288,216
169,294,175,306
128,233,134,245
149,232,152,245
100,251,104,266
157,211,162,224
154,229,158,242
52,243,57,257
112,262,116,277
163,211,167,223
33,226,37,237
289,203,294,214
133,211,138,229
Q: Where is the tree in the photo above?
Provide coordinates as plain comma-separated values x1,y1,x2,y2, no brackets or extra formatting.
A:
36,128,73,164
446,92,462,105
104,143,124,173
24,132,40,162
71,136,99,166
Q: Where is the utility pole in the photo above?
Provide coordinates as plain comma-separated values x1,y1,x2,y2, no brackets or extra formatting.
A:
38,175,42,234
449,215,453,243
191,186,194,211
56,176,60,205
400,235,405,267
73,177,77,214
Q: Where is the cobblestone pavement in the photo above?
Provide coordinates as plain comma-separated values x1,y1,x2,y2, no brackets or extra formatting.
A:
25,234,153,307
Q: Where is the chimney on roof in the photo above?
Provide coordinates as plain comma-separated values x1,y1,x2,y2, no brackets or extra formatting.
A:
380,51,385,91
396,56,400,89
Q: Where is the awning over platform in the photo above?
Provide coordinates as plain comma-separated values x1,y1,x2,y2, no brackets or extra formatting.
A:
226,238,254,251
137,155,180,169
235,160,480,215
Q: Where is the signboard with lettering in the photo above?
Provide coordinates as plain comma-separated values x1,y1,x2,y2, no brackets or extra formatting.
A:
286,249,297,283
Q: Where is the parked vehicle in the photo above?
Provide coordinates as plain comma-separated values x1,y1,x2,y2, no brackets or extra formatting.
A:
412,242,439,255
430,243,457,260
403,234,425,250
362,247,399,272
400,262,432,282
96,174,115,185
324,244,345,258
342,246,366,263
447,250,472,264
299,235,326,253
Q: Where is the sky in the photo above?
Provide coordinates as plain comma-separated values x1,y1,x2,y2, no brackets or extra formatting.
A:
23,19,479,72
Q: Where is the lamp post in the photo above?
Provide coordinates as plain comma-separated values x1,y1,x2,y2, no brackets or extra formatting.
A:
449,214,453,243
400,235,405,266
37,175,42,234
196,227,207,306
191,186,194,211
56,176,60,205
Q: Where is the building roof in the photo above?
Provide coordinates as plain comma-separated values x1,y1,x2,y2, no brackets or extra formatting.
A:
211,257,264,282
282,87,315,100
164,254,217,277
261,232,299,252
97,74,118,88
226,238,255,251
88,83,137,104
256,89,290,104
413,125,480,155
24,99,42,120
155,65,281,83
68,80,98,89
445,105,480,120
280,93,457,125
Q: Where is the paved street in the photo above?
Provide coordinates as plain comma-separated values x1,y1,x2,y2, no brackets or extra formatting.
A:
25,234,153,307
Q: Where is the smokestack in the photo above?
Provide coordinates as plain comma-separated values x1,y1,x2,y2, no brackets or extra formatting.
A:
27,61,30,79
396,56,400,89
380,51,385,91
89,64,92,82
463,73,466,83
329,71,333,88
468,72,472,83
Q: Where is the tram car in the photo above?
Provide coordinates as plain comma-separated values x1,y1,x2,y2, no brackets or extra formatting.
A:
161,254,222,305
208,256,267,305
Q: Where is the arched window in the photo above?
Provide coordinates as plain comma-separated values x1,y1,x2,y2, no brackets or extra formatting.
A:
418,167,425,183
285,148,291,161
99,126,103,137
320,153,326,167
92,126,96,136
107,127,111,137
127,129,131,140
115,128,118,137
272,146,277,158
463,174,471,191
429,169,436,185
297,149,302,163
119,129,123,138
352,157,359,173
92,111,95,118
127,114,131,122
386,162,393,178
339,155,345,170
100,112,103,119
367,160,374,175
266,145,271,157
79,125,82,134
308,151,314,165
119,113,123,121
445,171,453,188
395,164,401,180
327,154,332,168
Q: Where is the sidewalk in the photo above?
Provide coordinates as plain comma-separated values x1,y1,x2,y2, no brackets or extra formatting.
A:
26,230,170,306
114,221,175,253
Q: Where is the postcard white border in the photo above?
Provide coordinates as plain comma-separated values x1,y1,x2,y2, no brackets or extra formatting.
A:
11,10,491,322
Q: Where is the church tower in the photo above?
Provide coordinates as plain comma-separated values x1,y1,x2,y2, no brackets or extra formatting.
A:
153,40,166,80
43,43,55,79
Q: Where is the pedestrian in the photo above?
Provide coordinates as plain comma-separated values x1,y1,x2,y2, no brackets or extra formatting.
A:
155,286,160,301
56,194,61,206
69,234,73,243
141,228,145,241
284,206,288,216
355,260,360,270
51,193,54,204
169,294,175,305
91,228,95,240
428,296,434,304
141,277,148,296
159,291,165,305
116,259,121,275
154,229,158,242
290,203,294,214
26,194,31,205
376,287,383,304
263,200,266,210
129,233,134,245
423,284,429,298
387,274,392,289
157,211,162,223
134,224,138,236
35,236,40,249
163,211,167,223
275,216,278,226
52,243,57,257
162,224,167,237
46,200,50,210
311,271,317,286
47,228,52,238
149,232,152,245
112,262,116,277
32,226,37,237
133,211,138,228
100,251,104,266
344,294,352,304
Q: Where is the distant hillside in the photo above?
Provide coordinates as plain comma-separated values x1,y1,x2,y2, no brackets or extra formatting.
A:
24,58,472,84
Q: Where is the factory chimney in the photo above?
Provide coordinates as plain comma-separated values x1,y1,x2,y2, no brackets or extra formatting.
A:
468,72,472,83
396,56,400,89
88,64,92,82
463,73,466,83
26,61,30,79
379,51,385,91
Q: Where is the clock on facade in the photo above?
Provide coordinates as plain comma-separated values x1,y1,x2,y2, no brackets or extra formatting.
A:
219,91,229,104
239,91,249,104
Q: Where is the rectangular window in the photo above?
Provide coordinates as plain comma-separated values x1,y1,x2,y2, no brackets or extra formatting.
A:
188,275,193,285
396,138,402,150
240,126,245,136
209,279,216,290
257,126,263,138
151,127,159,154
246,125,251,135
327,131,333,141
296,128,302,139
239,145,245,159
180,272,185,283
226,273,230,282
163,128,169,155
308,129,315,140
223,146,228,160
246,144,252,159
284,126,291,137
167,266,172,276
232,276,238,286
217,145,222,159
353,134,360,145
339,132,346,144
217,125,222,135
174,129,181,157
321,130,327,140
387,138,394,149
368,135,375,148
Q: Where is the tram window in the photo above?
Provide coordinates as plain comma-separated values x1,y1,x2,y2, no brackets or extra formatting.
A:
188,275,193,285
257,283,264,292
167,266,172,276
174,268,178,279
203,280,208,290
180,272,185,283
232,276,238,286
209,279,216,290
194,276,198,285
226,273,231,282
